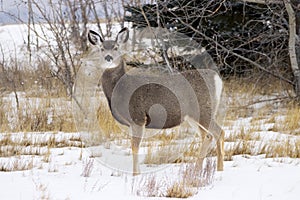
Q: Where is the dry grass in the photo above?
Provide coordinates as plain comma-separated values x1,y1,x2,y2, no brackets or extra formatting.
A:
225,126,261,142
0,157,34,172
0,96,76,133
1,60,74,133
224,76,292,98
225,141,255,161
96,99,125,140
143,128,205,165
224,134,300,161
223,77,293,121
224,121,262,161
224,113,300,160
221,77,300,160
165,182,194,198
260,138,300,158
0,60,66,98
224,128,300,161
144,143,186,165
0,132,83,172
272,102,300,135
0,132,82,159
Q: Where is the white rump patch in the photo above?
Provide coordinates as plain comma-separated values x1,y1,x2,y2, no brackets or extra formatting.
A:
214,74,223,107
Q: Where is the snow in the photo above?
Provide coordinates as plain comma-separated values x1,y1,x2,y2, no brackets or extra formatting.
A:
200,156,300,200
0,148,299,200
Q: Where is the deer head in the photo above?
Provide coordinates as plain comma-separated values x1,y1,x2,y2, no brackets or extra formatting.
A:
88,28,129,69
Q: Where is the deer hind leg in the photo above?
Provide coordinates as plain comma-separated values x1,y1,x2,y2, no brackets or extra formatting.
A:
184,116,213,170
216,128,225,171
130,124,144,176
184,116,224,171
209,120,224,171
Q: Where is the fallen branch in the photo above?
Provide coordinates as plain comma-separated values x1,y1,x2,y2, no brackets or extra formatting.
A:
229,96,290,109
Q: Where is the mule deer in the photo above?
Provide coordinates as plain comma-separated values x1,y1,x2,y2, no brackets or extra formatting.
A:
88,28,225,175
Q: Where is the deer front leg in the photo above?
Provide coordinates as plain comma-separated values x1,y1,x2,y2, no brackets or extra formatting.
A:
131,136,142,176
216,129,225,171
130,124,144,176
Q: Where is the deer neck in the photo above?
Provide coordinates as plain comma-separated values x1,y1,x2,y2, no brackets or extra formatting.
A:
101,61,126,106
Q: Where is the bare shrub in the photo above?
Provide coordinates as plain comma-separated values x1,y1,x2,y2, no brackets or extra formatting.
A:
136,157,216,198
182,158,216,188
33,179,51,200
81,158,94,177
136,174,165,197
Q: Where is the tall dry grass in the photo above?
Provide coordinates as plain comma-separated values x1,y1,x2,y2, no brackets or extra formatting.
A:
0,96,76,133
96,99,125,140
272,102,300,135
0,60,76,133
222,76,300,160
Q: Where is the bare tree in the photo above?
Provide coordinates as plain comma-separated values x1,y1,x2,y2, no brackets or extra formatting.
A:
64,0,89,51
24,0,129,95
88,0,105,38
284,0,300,98
246,0,300,98
27,0,82,95
125,0,300,100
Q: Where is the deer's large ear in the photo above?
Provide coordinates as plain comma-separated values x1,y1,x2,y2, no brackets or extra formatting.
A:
116,27,129,44
88,30,103,45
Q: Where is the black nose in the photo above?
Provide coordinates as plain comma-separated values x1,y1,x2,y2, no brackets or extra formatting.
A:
105,55,113,62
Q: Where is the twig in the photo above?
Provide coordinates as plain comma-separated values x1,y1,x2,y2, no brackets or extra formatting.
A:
229,96,290,109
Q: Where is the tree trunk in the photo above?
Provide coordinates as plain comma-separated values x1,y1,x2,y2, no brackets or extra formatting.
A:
79,0,88,51
293,0,300,99
284,0,300,99
27,0,32,63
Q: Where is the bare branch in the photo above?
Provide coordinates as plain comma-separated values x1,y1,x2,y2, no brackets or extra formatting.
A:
241,0,283,4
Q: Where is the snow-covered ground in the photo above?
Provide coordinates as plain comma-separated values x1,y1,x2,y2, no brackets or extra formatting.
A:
0,145,299,200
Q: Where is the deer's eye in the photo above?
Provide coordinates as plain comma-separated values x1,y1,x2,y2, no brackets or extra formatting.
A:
113,47,118,51
100,48,105,52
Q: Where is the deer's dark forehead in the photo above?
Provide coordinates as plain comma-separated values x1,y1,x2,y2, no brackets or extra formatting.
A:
102,40,116,50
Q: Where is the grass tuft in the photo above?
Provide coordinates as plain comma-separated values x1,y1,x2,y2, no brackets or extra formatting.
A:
272,102,300,135
0,157,34,172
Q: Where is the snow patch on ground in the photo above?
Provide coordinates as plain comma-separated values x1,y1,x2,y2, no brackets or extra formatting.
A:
0,147,299,200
